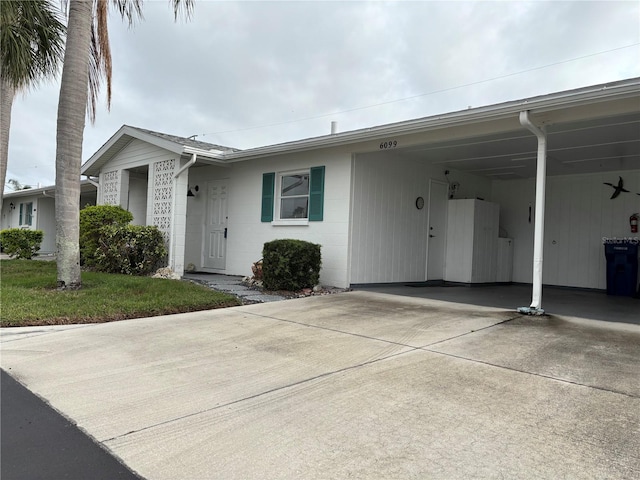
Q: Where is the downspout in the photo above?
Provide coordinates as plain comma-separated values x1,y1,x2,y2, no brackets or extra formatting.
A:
169,153,197,272
518,110,547,315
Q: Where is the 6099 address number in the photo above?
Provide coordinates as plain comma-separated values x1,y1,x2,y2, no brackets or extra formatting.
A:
379,140,398,149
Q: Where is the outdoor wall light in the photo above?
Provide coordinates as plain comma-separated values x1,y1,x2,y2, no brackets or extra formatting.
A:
187,185,199,197
9,202,15,210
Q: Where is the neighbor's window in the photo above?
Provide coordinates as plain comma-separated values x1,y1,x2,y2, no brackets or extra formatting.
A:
279,172,309,219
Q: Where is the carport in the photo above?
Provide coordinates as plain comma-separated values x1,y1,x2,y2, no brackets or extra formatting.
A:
349,79,640,314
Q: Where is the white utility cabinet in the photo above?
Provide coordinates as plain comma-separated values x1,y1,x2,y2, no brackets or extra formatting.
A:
445,199,499,283
496,238,514,282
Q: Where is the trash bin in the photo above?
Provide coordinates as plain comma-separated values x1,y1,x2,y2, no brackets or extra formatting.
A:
604,242,639,296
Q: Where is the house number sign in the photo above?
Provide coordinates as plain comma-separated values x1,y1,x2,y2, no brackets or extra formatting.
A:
379,140,398,149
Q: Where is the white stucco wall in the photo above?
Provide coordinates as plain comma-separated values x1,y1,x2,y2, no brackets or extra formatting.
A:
350,151,492,284
491,169,640,289
184,149,353,288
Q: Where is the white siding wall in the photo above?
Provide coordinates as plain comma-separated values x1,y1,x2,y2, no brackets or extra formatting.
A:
350,153,492,284
491,169,640,289
185,150,353,288
128,173,148,225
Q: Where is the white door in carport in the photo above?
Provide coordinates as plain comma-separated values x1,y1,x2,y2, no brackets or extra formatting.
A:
204,180,228,270
426,179,448,280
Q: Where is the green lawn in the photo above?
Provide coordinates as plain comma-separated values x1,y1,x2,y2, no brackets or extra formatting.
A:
0,260,241,326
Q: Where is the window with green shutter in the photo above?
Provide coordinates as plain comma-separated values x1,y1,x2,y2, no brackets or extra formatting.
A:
263,166,325,223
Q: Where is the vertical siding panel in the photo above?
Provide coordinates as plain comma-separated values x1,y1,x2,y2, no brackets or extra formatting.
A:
586,176,602,288
543,178,559,285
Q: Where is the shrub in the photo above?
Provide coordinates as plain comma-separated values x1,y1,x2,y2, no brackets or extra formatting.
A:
80,205,133,266
0,229,44,259
262,239,321,291
94,225,167,276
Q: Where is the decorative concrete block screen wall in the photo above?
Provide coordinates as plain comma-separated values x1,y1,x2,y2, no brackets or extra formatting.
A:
152,158,175,240
101,170,120,205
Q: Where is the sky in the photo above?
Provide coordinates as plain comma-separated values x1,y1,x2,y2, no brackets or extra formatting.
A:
5,0,640,191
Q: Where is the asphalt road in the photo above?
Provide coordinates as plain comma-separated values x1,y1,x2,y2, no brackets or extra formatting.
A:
1,369,142,480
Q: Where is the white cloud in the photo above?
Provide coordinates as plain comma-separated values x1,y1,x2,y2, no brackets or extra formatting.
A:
5,0,639,190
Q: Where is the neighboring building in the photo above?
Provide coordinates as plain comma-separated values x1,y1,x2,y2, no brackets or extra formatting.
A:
1,181,97,254
80,78,640,298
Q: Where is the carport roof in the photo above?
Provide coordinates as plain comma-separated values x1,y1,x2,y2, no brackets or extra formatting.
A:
82,77,640,177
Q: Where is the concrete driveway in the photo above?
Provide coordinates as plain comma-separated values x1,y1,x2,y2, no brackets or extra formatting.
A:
1,291,639,479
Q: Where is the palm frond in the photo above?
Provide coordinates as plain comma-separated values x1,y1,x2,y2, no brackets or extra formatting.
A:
0,0,66,90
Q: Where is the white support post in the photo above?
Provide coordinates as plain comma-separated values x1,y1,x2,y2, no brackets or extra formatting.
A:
518,111,547,315
169,153,197,275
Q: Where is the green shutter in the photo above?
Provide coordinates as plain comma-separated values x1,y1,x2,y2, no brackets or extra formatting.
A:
261,172,275,222
19,203,23,225
309,166,325,221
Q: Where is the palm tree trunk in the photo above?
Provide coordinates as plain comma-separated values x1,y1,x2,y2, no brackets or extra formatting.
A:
55,0,92,290
0,77,15,209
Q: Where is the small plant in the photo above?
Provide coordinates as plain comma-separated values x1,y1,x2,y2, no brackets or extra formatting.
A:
262,239,321,291
94,225,167,276
251,259,263,280
80,205,133,266
0,229,43,259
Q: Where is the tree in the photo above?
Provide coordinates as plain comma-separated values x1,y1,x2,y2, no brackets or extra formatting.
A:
0,0,65,208
7,178,31,190
55,0,193,289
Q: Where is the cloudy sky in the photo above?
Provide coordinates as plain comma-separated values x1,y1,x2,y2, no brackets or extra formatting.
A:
6,0,640,190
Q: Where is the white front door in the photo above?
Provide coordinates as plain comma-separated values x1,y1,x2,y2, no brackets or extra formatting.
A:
426,179,448,281
204,180,228,270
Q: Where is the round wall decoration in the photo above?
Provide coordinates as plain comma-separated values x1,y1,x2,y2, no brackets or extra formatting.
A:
415,196,425,210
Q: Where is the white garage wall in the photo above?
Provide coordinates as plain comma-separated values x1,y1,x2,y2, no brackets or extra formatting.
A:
491,169,640,289
350,153,492,284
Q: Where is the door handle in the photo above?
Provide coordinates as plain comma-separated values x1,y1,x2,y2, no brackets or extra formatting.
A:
429,234,435,238
224,228,227,239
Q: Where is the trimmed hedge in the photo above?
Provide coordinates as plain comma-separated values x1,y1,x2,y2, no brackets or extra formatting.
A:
262,239,321,291
80,205,133,266
95,225,167,276
0,229,43,259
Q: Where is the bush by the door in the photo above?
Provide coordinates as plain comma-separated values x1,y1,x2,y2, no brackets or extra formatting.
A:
262,239,321,291
0,229,43,259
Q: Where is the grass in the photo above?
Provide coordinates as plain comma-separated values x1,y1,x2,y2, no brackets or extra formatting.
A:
0,259,241,327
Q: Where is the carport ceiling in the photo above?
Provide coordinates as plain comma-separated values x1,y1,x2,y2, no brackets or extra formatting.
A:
397,111,640,179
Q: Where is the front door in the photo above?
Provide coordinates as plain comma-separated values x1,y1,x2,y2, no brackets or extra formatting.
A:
204,180,228,270
426,179,448,281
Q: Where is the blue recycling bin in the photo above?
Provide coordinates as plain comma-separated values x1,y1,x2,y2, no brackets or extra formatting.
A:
604,242,639,296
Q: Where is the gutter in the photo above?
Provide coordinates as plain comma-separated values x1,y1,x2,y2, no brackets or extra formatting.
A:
182,146,227,163
518,111,547,316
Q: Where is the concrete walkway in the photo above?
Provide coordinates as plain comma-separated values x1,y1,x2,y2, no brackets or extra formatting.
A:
183,273,287,303
2,291,639,479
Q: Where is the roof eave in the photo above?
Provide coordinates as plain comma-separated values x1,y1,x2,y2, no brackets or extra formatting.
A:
222,78,640,162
